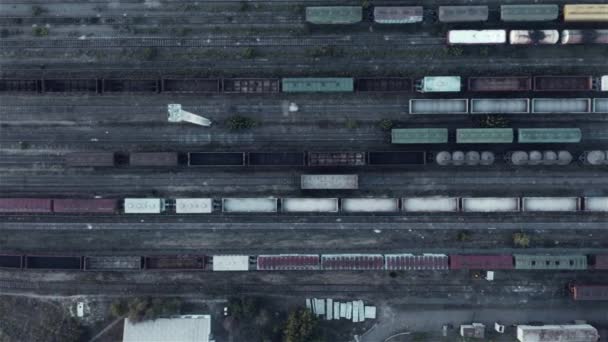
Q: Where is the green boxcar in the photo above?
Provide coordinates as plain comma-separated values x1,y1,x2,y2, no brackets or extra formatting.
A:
514,254,587,270
456,128,514,144
281,78,354,93
306,6,362,24
518,128,582,143
500,5,559,22
391,128,448,144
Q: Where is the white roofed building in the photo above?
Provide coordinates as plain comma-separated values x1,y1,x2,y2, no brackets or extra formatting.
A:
122,315,214,342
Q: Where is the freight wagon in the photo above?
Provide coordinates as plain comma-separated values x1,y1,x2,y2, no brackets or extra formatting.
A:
468,77,532,92
439,6,489,23
305,6,362,25
570,285,608,301
102,79,159,93
222,78,280,94
509,30,559,45
561,30,608,44
533,76,593,91
564,4,608,22
9,252,608,274
373,6,423,24
355,78,412,92
447,30,507,45
500,5,559,22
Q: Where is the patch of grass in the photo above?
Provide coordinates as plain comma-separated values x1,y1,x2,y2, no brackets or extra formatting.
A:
345,119,359,129
241,47,258,59
32,27,49,37
140,47,158,60
513,232,531,248
225,116,258,130
378,119,394,131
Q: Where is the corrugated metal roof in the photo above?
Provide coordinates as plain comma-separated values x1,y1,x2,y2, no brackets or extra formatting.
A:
456,128,514,144
518,128,582,143
501,5,559,21
306,6,362,24
321,254,384,270
385,254,449,270
513,254,587,270
282,78,354,92
450,255,514,270
391,128,449,144
123,316,212,342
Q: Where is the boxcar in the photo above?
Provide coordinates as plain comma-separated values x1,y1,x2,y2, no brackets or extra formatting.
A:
564,4,608,22
257,255,320,271
305,6,362,24
500,5,559,22
247,152,305,166
374,6,423,24
188,152,245,166
532,98,591,114
409,99,468,114
385,254,449,270
450,255,514,270
439,6,488,22
84,256,143,271
468,77,531,92
161,78,220,93
53,199,117,214
25,255,83,270
0,198,52,213
321,254,384,271
300,175,358,190
102,79,159,93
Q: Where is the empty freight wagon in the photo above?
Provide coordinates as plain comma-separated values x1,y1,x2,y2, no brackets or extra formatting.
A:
301,175,358,190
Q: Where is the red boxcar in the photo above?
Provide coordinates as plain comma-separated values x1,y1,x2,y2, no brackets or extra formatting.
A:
594,255,608,269
450,255,514,270
0,198,52,213
321,254,384,271
468,76,531,92
571,285,608,301
53,199,117,214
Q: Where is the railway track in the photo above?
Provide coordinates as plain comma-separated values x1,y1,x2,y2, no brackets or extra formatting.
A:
0,35,444,49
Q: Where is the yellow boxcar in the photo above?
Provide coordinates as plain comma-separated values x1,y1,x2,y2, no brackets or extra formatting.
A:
564,4,608,22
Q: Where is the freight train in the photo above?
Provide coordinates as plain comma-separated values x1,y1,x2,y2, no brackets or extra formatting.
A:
1,253,606,274
1,196,607,215
305,4,608,24
1,75,607,94
391,128,583,144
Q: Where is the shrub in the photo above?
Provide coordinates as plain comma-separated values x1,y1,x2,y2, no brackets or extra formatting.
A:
284,309,318,342
32,27,49,37
241,47,258,59
457,230,471,242
225,115,257,130
378,119,394,131
513,232,531,248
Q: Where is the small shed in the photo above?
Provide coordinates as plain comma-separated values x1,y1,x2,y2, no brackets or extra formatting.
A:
460,323,485,339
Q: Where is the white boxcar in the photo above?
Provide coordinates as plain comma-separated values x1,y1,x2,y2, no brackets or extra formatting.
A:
124,198,165,214
402,197,459,212
341,198,399,212
222,198,278,213
470,98,530,114
301,174,358,190
584,197,608,211
448,30,506,44
282,198,339,212
212,255,249,271
602,76,608,91
462,197,520,212
522,197,580,212
175,198,213,214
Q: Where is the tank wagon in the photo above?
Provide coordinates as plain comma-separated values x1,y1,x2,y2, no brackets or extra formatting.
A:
561,30,608,44
305,6,362,25
373,6,423,24
509,30,559,45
